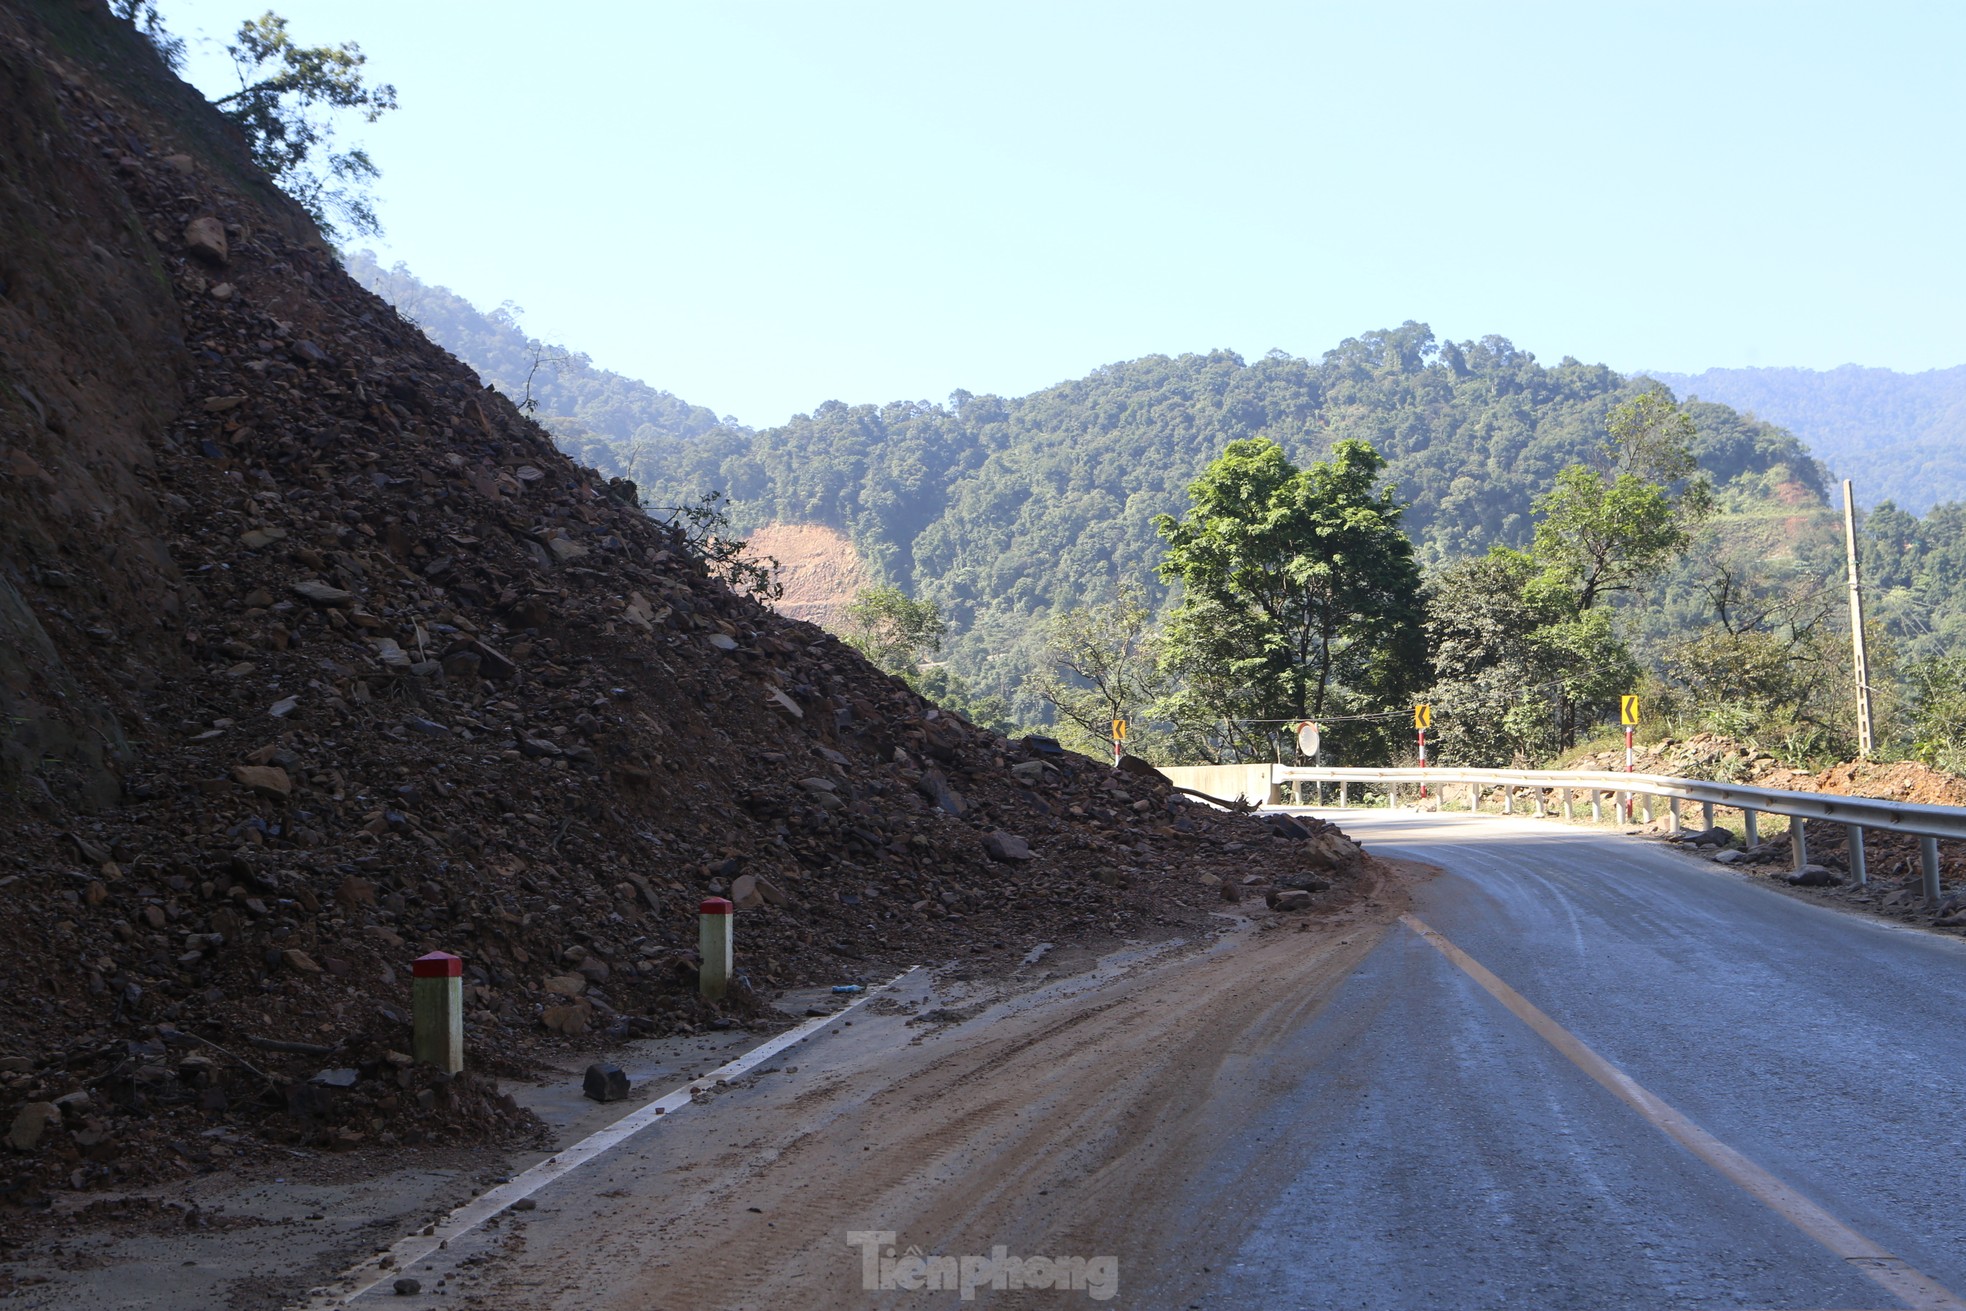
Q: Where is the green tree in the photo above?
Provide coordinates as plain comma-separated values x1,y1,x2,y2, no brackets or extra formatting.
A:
1532,391,1712,611
1529,391,1712,742
1420,549,1640,766
213,12,397,238
661,490,782,604
840,585,946,675
1155,438,1425,759
1028,582,1169,758
1904,655,1966,773
1656,543,1848,751
111,0,186,68
834,586,1013,733
910,665,1017,738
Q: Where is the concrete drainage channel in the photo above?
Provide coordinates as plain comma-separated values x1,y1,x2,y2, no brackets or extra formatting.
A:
295,968,919,1309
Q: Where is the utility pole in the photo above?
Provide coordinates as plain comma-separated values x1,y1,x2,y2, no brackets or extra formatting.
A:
1842,479,1875,758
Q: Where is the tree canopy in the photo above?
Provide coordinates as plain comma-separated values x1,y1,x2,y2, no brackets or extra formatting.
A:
1155,438,1425,760
213,11,397,237
1030,582,1169,760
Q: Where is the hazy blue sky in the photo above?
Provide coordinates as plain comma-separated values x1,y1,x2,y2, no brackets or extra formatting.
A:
159,1,1966,427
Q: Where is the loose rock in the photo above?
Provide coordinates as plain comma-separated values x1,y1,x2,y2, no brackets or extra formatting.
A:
583,1063,631,1102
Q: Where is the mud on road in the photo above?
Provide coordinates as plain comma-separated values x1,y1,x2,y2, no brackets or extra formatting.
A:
355,859,1412,1310
0,858,1407,1308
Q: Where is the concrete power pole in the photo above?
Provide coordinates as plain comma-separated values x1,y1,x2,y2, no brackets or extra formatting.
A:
1841,479,1875,757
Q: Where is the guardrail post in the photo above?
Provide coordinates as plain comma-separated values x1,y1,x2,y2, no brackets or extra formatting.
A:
1640,793,1653,824
1702,801,1715,830
1339,781,1348,808
1744,809,1759,848
1845,824,1867,887
1534,789,1547,818
1561,788,1573,821
1503,787,1514,815
1666,797,1681,836
1792,819,1809,872
1921,836,1942,904
1589,790,1602,822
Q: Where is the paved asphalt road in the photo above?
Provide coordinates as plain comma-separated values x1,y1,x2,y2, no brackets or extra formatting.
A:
314,810,1966,1311
1176,811,1966,1311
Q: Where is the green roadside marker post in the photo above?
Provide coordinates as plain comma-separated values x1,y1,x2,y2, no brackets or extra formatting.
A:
412,951,464,1074
700,897,734,1001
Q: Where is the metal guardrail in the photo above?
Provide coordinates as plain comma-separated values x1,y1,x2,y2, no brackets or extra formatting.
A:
1270,765,1956,902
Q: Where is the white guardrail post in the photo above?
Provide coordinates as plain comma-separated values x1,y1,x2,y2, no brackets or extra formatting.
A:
1253,764,1963,906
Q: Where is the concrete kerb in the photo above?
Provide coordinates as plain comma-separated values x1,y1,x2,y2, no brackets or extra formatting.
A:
293,966,920,1309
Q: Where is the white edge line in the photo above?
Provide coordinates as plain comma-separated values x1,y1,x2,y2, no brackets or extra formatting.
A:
295,966,920,1309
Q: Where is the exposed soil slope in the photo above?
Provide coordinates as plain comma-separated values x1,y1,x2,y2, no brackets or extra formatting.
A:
743,522,869,629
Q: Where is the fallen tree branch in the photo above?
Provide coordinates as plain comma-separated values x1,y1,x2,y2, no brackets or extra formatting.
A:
244,1036,342,1057
1172,784,1256,812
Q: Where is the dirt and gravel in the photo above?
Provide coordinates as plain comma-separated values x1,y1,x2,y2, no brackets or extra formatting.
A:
739,523,870,630
0,861,1407,1308
1563,732,1966,929
1567,731,1966,809
0,0,1376,1257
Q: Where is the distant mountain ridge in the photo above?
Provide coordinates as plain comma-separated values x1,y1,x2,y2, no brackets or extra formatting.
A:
1642,365,1966,513
344,251,749,475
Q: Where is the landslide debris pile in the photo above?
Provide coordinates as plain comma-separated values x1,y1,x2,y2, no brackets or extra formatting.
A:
0,5,1369,1202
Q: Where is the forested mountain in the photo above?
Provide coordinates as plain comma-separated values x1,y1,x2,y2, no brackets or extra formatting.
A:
1860,501,1966,659
344,251,748,473
1646,365,1966,514
659,332,1828,719
344,259,1966,738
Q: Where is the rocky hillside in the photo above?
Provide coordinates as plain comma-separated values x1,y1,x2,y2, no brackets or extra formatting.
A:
0,2,1369,1210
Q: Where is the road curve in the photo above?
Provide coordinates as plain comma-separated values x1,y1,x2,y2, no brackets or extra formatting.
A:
1182,811,1966,1311
340,813,1966,1310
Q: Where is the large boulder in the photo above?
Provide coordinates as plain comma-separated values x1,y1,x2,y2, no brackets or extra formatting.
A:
183,215,228,264
6,1102,60,1152
1679,825,1734,847
983,831,1034,862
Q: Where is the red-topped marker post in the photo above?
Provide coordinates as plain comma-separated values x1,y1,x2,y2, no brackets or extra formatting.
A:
699,897,733,1001
412,951,463,1073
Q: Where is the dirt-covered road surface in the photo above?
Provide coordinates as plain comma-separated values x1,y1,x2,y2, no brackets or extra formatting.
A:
287,866,1403,1310
22,811,1966,1310
320,812,1966,1311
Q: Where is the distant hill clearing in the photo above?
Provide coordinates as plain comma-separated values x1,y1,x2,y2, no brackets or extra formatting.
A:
745,523,870,629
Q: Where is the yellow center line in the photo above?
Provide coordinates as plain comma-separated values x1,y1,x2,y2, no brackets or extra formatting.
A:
1400,913,1966,1311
